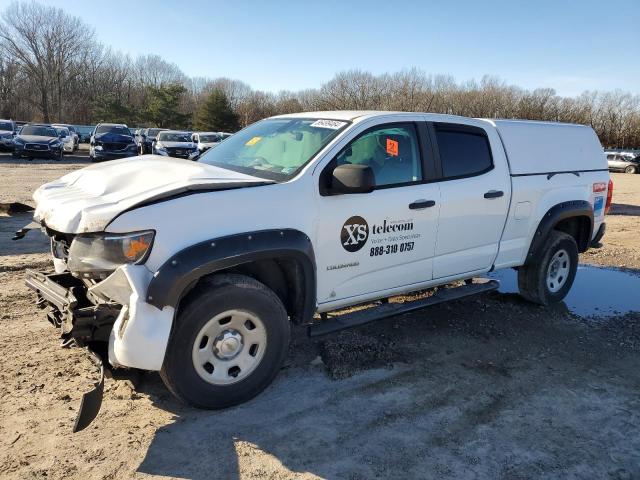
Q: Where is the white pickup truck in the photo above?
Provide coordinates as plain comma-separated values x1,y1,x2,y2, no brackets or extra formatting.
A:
18,111,611,430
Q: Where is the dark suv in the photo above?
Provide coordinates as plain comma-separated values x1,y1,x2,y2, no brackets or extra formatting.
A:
139,127,169,154
0,119,16,151
12,123,64,160
89,123,139,162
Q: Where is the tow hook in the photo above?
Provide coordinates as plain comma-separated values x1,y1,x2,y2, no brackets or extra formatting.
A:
73,348,105,433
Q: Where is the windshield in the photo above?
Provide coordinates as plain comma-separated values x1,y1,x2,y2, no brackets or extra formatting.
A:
198,118,349,181
0,122,13,131
76,126,93,135
200,134,221,143
21,125,57,137
148,128,165,137
96,124,130,135
55,127,69,137
158,132,191,142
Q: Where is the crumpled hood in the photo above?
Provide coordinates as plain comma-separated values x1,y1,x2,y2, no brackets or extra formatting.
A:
33,155,271,233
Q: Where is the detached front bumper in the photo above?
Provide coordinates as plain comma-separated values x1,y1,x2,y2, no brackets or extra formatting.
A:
24,270,108,432
25,265,174,371
25,269,118,342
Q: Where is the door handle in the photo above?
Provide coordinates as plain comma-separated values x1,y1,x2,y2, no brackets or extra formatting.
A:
484,190,504,199
409,199,436,210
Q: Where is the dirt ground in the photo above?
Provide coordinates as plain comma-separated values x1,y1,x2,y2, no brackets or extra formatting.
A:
1,155,639,479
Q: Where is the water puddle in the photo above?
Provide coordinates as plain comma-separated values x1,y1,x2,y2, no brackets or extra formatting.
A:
488,265,640,318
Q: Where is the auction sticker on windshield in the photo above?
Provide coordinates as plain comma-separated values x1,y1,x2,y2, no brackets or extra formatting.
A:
245,136,262,146
310,119,348,130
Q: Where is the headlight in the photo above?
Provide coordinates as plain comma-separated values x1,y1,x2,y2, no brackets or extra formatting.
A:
68,230,155,276
94,145,103,151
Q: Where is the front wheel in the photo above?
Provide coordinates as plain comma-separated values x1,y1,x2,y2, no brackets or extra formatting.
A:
625,165,637,174
517,230,578,305
160,274,290,409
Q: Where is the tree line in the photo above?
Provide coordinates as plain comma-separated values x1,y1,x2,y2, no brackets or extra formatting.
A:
0,1,638,148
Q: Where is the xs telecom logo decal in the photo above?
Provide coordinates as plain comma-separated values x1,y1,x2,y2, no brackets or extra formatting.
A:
341,216,369,252
340,215,421,257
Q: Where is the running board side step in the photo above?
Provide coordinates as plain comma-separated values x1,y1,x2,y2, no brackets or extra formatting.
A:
309,279,499,337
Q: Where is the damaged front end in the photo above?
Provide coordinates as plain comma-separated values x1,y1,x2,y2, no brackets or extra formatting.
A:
19,226,174,432
25,270,120,346
24,269,119,432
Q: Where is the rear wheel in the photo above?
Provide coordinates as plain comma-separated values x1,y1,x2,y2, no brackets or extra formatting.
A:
160,274,290,409
517,230,578,305
625,165,637,174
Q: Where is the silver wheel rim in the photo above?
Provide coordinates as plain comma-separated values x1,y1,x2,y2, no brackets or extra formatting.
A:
191,309,267,385
546,249,570,293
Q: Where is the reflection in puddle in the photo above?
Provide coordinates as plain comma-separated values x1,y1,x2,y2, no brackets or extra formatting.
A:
488,265,640,318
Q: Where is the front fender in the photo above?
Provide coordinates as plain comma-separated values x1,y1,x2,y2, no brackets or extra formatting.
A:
146,229,316,319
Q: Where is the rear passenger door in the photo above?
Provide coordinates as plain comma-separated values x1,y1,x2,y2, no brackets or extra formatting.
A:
429,121,511,279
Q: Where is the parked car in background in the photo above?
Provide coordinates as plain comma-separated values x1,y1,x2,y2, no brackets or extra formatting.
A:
192,131,226,153
75,125,95,143
153,130,199,159
54,126,75,153
606,151,640,173
52,124,79,151
0,119,16,151
12,123,64,160
139,127,168,154
89,123,139,162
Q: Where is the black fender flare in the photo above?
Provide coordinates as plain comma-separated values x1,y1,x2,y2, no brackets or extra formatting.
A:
146,229,316,322
524,200,593,264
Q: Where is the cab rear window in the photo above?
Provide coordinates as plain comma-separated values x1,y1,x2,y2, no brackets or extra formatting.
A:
435,124,493,179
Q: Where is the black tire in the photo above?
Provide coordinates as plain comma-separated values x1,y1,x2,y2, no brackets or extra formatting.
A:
517,230,578,305
160,274,290,409
625,165,636,174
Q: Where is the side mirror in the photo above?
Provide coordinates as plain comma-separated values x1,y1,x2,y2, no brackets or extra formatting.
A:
330,164,375,194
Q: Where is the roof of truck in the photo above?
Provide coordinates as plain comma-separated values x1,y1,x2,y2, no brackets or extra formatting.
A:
274,111,597,129
274,110,480,123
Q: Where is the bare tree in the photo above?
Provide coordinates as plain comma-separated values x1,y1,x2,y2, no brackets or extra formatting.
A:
0,1,96,122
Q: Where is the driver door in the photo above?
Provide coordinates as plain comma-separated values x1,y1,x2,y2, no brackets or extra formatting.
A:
314,120,441,307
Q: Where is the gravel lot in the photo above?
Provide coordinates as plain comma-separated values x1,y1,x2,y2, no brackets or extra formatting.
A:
1,155,639,479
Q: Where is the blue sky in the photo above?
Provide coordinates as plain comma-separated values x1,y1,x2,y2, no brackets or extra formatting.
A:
2,0,639,96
